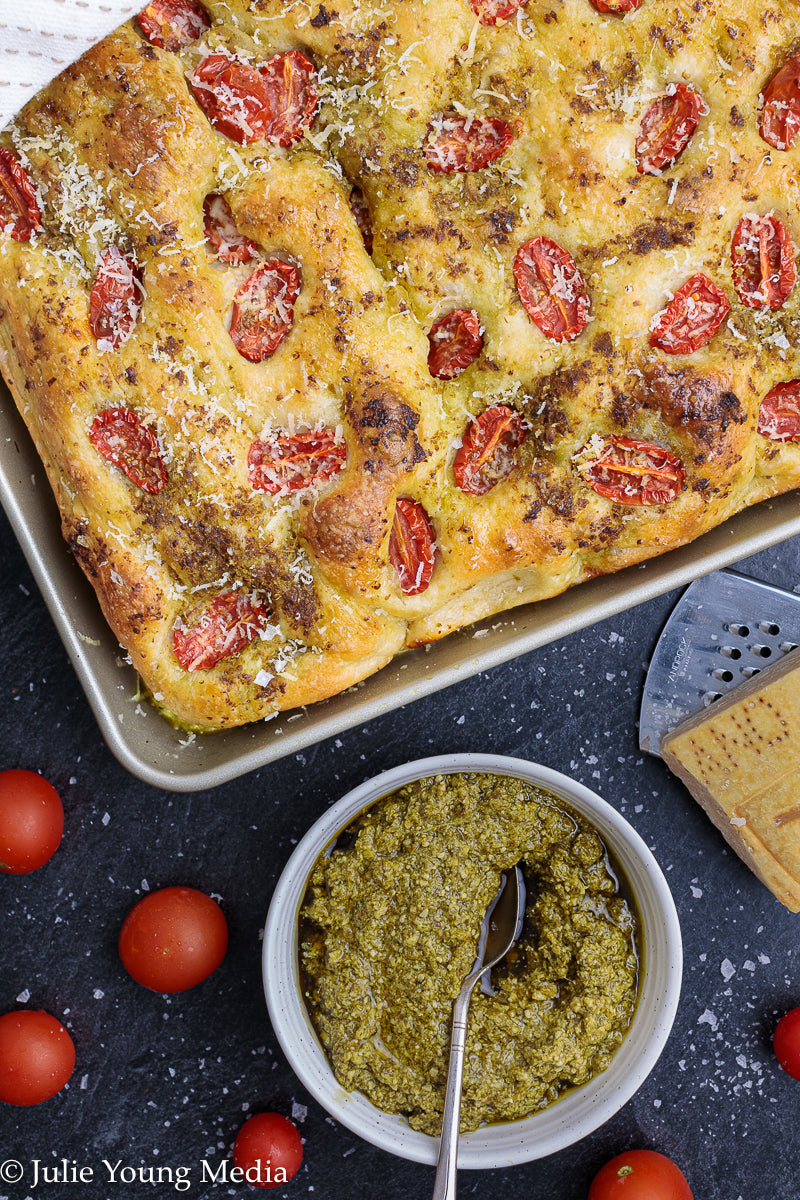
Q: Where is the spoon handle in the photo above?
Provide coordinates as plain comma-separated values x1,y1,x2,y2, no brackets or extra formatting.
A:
432,976,477,1200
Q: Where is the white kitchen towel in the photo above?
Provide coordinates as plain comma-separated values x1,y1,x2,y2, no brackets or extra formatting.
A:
0,0,141,130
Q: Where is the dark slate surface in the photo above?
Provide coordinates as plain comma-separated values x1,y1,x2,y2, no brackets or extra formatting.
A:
1,509,799,1200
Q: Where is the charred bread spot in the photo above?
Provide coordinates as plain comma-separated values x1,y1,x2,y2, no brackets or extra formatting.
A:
349,386,427,470
640,364,746,447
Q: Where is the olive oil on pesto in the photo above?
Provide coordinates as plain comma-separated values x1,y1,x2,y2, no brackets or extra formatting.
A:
299,773,640,1135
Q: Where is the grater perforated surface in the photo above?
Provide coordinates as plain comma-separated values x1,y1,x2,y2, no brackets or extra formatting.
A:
639,569,800,755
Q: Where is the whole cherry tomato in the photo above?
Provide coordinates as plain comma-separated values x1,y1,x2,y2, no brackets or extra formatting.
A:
773,1007,800,1080
248,431,346,494
118,886,228,992
588,1149,693,1200
580,436,685,506
424,115,513,173
0,1010,75,1106
388,498,436,596
89,246,144,351
89,407,168,495
233,1113,303,1190
0,770,63,874
173,593,269,672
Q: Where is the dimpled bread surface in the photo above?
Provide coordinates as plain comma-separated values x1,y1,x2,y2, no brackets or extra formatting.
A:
1,0,800,729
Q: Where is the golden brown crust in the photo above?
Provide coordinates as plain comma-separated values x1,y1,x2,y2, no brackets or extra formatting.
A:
2,1,800,727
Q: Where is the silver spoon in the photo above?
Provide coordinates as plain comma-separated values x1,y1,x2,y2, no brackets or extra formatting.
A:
432,866,525,1200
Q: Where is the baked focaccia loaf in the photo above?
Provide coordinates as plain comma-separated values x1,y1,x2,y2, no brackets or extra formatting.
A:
2,0,800,730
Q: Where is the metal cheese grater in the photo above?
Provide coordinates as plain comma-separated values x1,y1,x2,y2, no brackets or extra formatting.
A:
639,569,800,756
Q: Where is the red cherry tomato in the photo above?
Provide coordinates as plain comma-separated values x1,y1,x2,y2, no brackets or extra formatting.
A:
0,1010,75,1106
191,51,317,147
0,148,42,242
589,0,642,13
388,498,435,596
89,407,168,494
731,214,796,310
258,50,318,149
89,246,144,351
118,886,228,992
453,405,526,496
0,770,63,875
424,115,514,173
137,0,210,51
248,430,346,494
760,55,800,151
636,83,706,175
588,1150,693,1200
514,236,590,342
774,1007,800,1080
229,259,300,363
348,186,373,254
581,435,685,505
233,1112,303,1190
649,272,730,354
758,380,800,442
203,194,258,264
427,309,483,379
173,592,269,672
470,0,528,25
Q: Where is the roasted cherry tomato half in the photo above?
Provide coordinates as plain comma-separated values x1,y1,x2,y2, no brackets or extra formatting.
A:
233,1112,304,1190
388,498,435,596
89,407,168,494
424,114,514,173
427,309,483,379
191,50,317,147
470,0,528,24
229,259,300,363
731,213,796,310
173,592,268,672
89,246,144,351
0,148,41,242
0,1010,75,1106
636,83,706,175
773,1007,800,1080
0,770,63,875
453,405,526,496
203,194,258,264
119,887,228,993
580,435,685,505
589,0,642,13
349,185,373,254
248,430,346,494
588,1149,693,1200
514,236,590,342
649,273,729,354
137,0,210,51
259,50,318,148
760,55,800,151
758,380,800,442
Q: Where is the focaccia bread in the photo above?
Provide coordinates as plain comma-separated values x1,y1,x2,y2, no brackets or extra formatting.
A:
2,0,800,729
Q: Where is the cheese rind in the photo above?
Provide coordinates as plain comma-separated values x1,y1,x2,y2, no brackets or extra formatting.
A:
662,649,800,912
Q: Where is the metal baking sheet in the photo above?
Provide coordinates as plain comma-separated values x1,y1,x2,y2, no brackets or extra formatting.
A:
3,377,800,792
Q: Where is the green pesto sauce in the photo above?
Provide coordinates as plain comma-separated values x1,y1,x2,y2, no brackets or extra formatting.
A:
299,773,640,1135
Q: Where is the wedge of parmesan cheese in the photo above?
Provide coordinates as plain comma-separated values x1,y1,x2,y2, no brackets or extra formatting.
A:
662,649,800,913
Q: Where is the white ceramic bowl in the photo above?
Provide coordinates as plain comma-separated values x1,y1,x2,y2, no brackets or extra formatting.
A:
263,753,682,1168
